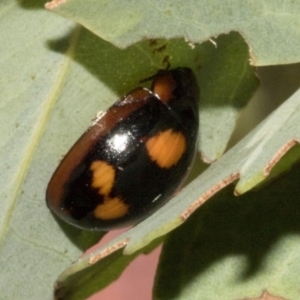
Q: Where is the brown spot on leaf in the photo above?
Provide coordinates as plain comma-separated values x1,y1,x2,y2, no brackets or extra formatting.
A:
149,39,158,47
153,44,167,54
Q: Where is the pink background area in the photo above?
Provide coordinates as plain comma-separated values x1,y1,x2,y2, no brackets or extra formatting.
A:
84,229,161,300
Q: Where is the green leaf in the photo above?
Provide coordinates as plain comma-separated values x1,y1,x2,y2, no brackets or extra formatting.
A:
154,163,300,299
235,106,300,194
0,3,105,299
45,0,300,66
198,33,258,162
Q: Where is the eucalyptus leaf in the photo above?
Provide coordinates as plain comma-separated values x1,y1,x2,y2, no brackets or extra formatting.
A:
45,0,300,66
198,33,258,162
154,164,300,299
0,2,104,300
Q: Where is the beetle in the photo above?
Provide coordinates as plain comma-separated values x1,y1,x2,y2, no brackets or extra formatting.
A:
46,67,199,231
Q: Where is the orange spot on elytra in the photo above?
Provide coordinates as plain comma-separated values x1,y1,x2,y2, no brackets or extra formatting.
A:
90,161,115,195
152,74,176,103
146,129,186,168
90,161,129,220
94,197,129,220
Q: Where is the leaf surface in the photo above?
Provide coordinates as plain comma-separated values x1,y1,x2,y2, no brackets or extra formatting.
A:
154,164,300,299
46,0,300,66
